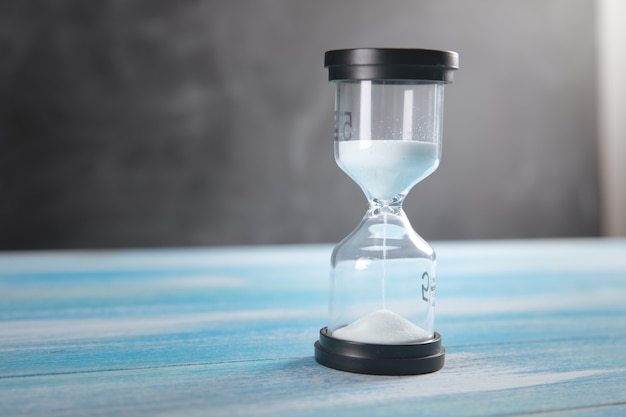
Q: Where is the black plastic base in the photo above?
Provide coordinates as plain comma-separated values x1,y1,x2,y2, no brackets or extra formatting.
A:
314,327,445,375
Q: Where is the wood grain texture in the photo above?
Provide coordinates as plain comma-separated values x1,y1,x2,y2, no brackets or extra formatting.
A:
1,239,625,416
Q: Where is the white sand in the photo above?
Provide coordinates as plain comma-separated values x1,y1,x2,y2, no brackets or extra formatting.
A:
331,309,430,344
336,140,439,201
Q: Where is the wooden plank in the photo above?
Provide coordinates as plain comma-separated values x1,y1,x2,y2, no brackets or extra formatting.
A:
1,303,625,378
1,336,625,417
1,239,626,416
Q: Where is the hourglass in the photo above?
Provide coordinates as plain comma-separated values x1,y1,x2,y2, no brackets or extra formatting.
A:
314,48,458,375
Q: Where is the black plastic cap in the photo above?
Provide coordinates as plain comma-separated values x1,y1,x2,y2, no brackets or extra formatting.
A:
325,48,459,82
314,327,445,375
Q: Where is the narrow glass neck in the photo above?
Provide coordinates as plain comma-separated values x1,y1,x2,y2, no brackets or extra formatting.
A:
368,196,406,217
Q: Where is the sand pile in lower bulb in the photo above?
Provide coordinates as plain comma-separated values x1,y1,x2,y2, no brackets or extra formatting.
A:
331,309,430,344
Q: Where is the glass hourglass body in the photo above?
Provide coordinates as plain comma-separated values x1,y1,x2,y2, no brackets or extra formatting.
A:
315,48,458,375
329,81,443,344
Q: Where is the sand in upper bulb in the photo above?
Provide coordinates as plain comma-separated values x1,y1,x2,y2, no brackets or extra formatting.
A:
336,140,439,201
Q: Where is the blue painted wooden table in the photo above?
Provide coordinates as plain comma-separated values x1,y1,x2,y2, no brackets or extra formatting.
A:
1,239,626,416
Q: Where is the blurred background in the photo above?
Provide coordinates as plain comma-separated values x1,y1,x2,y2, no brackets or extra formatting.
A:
1,0,624,250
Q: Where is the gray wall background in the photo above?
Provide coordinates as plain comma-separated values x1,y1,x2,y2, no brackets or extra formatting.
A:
0,0,599,250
